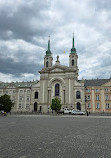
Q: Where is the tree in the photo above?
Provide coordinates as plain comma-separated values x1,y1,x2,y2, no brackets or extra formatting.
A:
51,97,62,113
0,94,14,113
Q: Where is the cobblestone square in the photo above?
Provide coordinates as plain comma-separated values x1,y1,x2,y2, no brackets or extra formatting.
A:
0,115,111,158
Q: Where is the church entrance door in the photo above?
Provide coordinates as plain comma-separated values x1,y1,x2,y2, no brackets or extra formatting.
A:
77,102,81,110
34,102,37,111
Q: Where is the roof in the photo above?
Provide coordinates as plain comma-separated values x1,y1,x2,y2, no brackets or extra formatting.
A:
85,79,111,87
0,81,39,89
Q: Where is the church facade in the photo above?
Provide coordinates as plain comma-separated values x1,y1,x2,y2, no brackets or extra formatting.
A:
38,36,85,112
0,36,85,113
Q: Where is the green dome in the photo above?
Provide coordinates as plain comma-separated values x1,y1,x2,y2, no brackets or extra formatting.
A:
46,50,51,56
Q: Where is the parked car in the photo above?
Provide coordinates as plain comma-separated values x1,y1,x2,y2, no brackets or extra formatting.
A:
58,109,64,114
64,108,72,114
71,109,85,115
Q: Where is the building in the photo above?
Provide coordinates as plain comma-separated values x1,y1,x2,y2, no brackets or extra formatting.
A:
0,36,85,113
85,79,111,113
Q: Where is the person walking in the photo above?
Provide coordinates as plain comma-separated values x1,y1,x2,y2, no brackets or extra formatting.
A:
87,111,89,116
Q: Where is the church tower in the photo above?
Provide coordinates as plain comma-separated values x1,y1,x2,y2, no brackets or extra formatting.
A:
69,34,78,69
44,36,53,68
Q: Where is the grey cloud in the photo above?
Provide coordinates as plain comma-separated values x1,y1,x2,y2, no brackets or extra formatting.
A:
0,0,52,42
0,56,42,77
0,0,111,82
92,0,111,10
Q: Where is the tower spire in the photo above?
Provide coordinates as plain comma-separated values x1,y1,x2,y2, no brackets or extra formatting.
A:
71,33,76,54
48,35,50,51
72,32,74,48
46,35,51,56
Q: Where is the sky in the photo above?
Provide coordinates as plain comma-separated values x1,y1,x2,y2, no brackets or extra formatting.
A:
0,0,111,82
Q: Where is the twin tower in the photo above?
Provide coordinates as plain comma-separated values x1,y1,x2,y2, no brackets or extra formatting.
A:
44,35,78,69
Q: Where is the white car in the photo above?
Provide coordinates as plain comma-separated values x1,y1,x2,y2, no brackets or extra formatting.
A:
71,109,85,115
64,108,72,114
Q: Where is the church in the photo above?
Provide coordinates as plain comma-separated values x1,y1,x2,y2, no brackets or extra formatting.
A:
35,35,85,112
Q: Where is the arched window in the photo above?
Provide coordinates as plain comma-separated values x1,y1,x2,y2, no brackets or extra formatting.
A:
46,61,48,68
55,83,60,96
72,59,74,66
77,102,81,110
34,102,38,111
35,92,38,99
76,91,81,99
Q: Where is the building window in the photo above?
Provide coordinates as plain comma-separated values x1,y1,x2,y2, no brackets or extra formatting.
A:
5,91,8,94
27,90,30,93
95,89,99,92
105,88,108,92
27,96,30,101
13,90,16,93
106,103,110,109
88,103,91,108
46,61,48,68
9,90,12,94
20,90,23,93
72,59,74,66
55,83,60,96
26,104,30,109
35,92,38,99
87,95,90,100
19,104,21,109
76,91,81,99
19,96,22,101
105,95,109,100
96,95,99,100
96,103,100,109
87,89,90,93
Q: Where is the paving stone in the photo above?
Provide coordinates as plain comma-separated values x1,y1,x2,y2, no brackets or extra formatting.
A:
0,115,111,158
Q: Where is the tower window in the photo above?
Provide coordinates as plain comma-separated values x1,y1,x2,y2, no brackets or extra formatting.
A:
76,91,81,99
35,92,38,99
46,61,48,68
72,59,74,66
55,83,60,96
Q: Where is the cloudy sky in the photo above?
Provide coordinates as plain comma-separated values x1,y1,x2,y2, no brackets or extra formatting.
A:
0,0,111,82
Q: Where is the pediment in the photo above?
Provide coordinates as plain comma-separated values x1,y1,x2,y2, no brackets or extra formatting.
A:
39,64,76,74
50,68,64,73
102,80,111,86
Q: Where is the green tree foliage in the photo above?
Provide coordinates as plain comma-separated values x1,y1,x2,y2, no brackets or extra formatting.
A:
51,97,62,113
0,94,14,112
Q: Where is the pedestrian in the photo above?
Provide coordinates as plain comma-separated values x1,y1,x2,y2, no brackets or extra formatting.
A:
87,111,89,116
